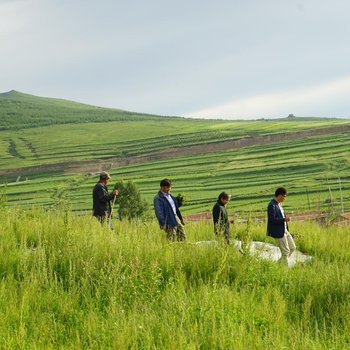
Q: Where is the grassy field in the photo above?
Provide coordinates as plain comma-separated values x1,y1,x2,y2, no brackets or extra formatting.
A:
0,90,167,131
0,207,350,349
1,117,349,170
1,90,350,217
3,131,349,217
1,91,350,348
1,91,350,171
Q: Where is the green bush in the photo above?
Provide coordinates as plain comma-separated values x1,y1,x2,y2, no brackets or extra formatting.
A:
113,180,149,221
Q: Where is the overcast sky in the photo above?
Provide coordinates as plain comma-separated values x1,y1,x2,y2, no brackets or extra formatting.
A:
1,0,350,119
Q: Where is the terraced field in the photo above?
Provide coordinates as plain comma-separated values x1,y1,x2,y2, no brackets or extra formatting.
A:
1,119,347,170
3,131,350,218
1,90,349,217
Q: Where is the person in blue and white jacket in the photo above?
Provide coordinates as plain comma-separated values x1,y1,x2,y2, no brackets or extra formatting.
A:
154,178,187,241
267,187,296,265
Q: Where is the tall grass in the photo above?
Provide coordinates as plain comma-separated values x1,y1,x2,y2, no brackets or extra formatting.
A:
0,207,350,349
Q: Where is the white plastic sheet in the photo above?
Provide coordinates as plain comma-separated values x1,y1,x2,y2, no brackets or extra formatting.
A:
195,240,312,267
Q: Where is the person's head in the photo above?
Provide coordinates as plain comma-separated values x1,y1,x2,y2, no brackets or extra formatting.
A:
99,171,111,184
275,187,287,203
160,178,172,193
218,192,230,206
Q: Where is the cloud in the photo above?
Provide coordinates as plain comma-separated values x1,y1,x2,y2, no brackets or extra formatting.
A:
184,76,350,119
0,0,28,35
1,1,350,118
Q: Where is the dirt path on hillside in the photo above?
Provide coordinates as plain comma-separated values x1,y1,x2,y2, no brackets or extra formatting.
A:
1,124,349,177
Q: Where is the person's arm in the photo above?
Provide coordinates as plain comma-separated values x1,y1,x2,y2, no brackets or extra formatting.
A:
213,205,220,225
174,197,185,225
96,184,114,203
154,196,166,228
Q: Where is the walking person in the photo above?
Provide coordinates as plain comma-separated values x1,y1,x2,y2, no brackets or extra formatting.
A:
154,178,187,241
212,192,231,244
92,171,119,225
267,187,296,265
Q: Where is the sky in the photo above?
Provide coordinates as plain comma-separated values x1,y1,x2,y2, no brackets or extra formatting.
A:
1,0,350,119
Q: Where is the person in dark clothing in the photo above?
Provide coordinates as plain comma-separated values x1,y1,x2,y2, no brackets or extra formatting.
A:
154,178,186,241
212,192,231,243
92,171,119,224
267,187,296,265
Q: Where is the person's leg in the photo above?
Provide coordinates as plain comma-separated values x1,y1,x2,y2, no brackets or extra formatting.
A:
286,232,296,256
174,216,187,241
275,234,290,265
166,226,177,241
95,215,103,224
108,218,115,230
215,231,229,245
175,222,187,241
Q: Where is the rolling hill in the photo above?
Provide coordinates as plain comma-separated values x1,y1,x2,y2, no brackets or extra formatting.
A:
1,90,350,215
0,90,169,130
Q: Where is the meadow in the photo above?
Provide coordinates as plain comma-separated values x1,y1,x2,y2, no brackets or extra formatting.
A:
1,91,350,349
1,91,350,171
0,206,350,349
1,117,349,170
3,131,350,218
1,90,349,217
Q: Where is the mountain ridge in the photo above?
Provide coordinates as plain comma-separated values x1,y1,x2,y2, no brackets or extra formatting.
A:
1,90,348,125
0,90,171,130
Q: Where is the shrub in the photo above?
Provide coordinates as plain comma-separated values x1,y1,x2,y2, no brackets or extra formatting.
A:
113,180,149,221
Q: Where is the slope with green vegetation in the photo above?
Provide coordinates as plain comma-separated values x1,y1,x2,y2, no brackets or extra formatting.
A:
1,90,349,172
4,131,349,217
0,90,167,130
0,90,349,216
1,91,350,348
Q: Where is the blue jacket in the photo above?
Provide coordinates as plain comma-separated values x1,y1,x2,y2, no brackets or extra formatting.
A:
154,191,184,228
267,198,288,238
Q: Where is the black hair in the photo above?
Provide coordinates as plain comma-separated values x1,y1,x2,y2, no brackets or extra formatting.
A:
160,178,172,188
275,187,287,197
218,192,230,201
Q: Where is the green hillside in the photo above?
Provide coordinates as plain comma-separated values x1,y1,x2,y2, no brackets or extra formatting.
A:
4,131,349,216
1,90,350,216
1,92,350,349
0,90,168,130
1,91,349,171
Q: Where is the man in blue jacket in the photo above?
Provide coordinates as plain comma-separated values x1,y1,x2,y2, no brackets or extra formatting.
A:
154,178,187,241
267,187,296,265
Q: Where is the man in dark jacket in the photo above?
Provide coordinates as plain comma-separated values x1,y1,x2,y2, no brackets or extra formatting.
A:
267,187,296,265
154,178,186,241
212,192,231,244
92,172,119,224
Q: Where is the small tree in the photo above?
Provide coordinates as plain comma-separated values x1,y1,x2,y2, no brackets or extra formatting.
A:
113,180,149,221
